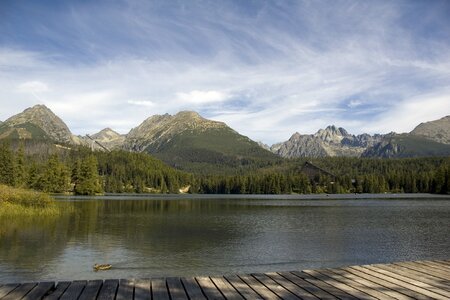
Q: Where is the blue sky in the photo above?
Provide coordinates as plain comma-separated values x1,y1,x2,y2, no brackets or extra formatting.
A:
1,0,449,144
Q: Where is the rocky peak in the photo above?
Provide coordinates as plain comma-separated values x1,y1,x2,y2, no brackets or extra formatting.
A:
410,115,450,144
4,104,75,144
124,110,227,152
175,110,202,119
89,127,125,150
91,128,122,140
289,132,303,141
314,125,349,143
268,125,387,158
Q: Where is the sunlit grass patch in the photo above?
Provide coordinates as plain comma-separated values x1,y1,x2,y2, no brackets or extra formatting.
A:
0,184,60,217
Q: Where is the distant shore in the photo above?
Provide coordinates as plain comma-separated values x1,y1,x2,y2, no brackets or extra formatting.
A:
54,193,450,201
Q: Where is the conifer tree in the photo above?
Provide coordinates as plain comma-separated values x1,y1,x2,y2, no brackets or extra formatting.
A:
0,143,16,186
15,144,26,187
74,155,103,195
39,154,71,193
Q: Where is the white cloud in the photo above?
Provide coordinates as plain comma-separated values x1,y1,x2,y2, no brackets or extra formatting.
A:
348,99,363,108
175,90,229,104
17,81,49,93
1,2,450,144
364,92,450,134
127,100,155,107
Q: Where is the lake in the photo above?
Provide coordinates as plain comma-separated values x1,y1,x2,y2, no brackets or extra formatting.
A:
1,195,449,283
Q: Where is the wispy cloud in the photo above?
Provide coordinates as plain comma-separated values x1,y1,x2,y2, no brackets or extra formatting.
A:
127,100,155,107
0,0,449,143
17,81,49,93
175,90,229,104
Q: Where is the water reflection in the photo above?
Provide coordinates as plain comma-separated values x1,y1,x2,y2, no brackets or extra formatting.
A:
1,197,449,282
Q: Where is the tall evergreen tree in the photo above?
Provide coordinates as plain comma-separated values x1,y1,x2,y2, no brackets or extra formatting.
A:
0,143,16,186
15,144,26,187
38,154,71,193
74,155,103,195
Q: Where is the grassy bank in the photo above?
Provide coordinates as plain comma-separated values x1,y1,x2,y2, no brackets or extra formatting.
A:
0,184,60,217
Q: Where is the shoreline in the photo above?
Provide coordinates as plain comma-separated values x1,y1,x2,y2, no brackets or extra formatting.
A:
53,193,450,201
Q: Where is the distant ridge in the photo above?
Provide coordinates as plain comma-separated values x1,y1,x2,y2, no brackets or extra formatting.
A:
270,125,383,158
122,110,278,172
1,104,449,162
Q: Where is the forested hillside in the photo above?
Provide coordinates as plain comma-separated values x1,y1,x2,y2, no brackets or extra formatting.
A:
0,141,448,195
0,142,192,195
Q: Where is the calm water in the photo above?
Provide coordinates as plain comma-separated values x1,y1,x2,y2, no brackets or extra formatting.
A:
1,195,449,283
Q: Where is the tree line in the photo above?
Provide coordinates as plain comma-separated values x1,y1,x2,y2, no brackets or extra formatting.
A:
0,142,449,195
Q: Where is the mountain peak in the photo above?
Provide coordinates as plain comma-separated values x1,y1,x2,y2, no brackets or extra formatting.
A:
270,124,384,158
175,111,202,119
314,125,350,143
4,104,75,144
125,110,226,152
290,132,302,140
323,125,349,136
411,115,450,144
30,104,49,110
90,127,125,149
92,128,121,139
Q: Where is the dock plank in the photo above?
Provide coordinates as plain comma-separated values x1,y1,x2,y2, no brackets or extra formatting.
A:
238,274,280,299
116,279,134,300
292,271,359,300
151,279,170,300
265,272,318,300
60,280,87,300
324,268,406,300
196,277,224,299
209,277,243,300
277,272,337,300
252,273,300,300
303,269,377,300
436,260,450,267
24,282,54,300
366,265,450,298
133,279,150,300
224,274,263,300
378,263,450,291
166,277,188,300
181,277,206,300
78,280,103,300
421,260,450,270
96,279,118,300
397,261,450,280
0,284,19,298
1,259,449,300
347,266,434,300
415,261,450,276
353,265,447,300
329,268,414,300
44,281,71,300
2,283,37,300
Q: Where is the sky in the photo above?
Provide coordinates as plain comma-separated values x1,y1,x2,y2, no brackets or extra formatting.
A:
1,0,450,144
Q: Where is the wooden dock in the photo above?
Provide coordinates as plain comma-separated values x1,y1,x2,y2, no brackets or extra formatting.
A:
0,260,449,299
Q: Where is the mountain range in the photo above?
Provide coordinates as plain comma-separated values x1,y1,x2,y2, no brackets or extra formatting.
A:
0,105,277,172
268,126,385,158
1,105,449,170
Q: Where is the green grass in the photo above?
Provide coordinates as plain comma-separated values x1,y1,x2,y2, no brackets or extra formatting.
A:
0,184,60,217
